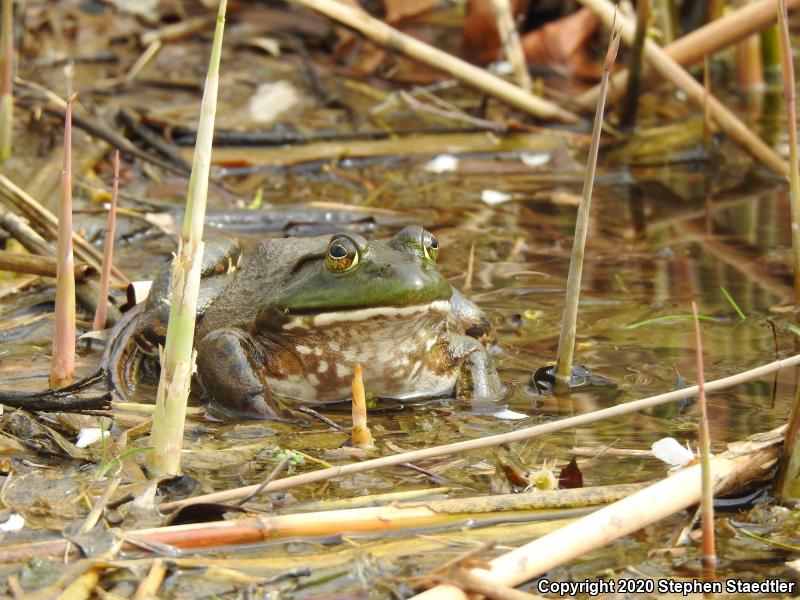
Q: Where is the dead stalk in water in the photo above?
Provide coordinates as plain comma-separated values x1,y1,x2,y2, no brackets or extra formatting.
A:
619,0,648,128
51,94,77,388
93,150,120,330
0,249,94,279
777,0,800,302
147,0,227,478
158,353,800,513
691,302,716,576
351,364,374,449
464,241,475,290
554,21,620,391
0,0,13,161
775,0,800,502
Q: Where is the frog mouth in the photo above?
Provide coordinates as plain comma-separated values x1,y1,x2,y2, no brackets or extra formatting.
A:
282,299,451,330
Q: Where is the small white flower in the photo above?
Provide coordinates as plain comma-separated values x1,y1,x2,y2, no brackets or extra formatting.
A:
520,153,551,167
0,514,24,532
481,189,512,205
424,154,458,173
651,437,695,467
76,428,111,449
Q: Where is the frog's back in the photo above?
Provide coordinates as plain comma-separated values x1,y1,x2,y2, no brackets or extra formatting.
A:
197,236,327,337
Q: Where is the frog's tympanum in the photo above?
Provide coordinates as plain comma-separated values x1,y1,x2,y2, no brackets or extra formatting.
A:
132,227,503,419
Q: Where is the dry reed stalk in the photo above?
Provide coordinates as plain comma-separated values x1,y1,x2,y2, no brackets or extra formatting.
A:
51,94,76,388
92,150,119,330
554,22,620,389
0,249,94,279
778,0,800,302
691,302,716,575
736,29,764,90
351,364,374,448
577,0,800,109
410,427,784,600
132,559,166,600
488,0,532,91
0,0,12,161
291,0,579,123
775,0,800,502
147,0,227,478
578,0,788,176
158,354,800,513
619,0,649,128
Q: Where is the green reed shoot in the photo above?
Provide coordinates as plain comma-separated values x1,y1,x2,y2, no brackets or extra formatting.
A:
148,0,227,478
0,0,12,161
720,286,745,321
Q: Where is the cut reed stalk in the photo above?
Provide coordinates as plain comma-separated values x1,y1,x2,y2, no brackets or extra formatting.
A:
147,0,227,478
158,353,800,513
553,23,620,391
291,0,579,123
92,150,119,330
691,302,716,576
0,0,12,161
351,364,374,449
51,94,76,388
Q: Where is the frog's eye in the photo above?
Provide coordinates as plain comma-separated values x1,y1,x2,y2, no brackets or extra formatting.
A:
422,231,439,262
326,237,360,272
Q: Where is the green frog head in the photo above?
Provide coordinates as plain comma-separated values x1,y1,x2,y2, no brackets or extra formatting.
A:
267,226,453,317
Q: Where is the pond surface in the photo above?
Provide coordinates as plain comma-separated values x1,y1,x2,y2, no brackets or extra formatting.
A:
1,3,799,597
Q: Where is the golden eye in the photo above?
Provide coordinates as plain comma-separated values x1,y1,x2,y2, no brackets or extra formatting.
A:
326,237,359,272
422,231,439,262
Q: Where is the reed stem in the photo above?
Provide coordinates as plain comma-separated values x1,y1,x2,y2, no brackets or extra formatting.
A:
0,0,12,162
554,22,620,390
147,0,227,478
50,94,76,388
92,150,119,331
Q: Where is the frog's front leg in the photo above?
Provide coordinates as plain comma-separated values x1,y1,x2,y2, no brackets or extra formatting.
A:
447,334,504,401
195,327,292,421
449,288,494,344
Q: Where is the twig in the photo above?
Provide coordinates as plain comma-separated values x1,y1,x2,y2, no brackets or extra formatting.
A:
619,0,648,128
554,20,620,390
0,0,13,161
132,558,167,600
77,477,122,535
235,456,291,506
290,0,579,123
0,249,95,279
578,0,788,175
158,353,800,512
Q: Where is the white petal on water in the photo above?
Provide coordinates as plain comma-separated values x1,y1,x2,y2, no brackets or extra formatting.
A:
481,189,512,205
424,154,458,173
491,408,528,420
520,152,551,167
0,514,24,532
651,437,695,467
76,428,111,449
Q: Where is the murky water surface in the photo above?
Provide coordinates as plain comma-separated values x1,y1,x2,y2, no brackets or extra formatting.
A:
1,6,799,597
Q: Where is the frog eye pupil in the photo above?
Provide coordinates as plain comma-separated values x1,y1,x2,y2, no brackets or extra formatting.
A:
429,236,438,250
330,244,347,259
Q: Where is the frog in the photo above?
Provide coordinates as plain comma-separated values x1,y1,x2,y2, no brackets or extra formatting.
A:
130,226,504,420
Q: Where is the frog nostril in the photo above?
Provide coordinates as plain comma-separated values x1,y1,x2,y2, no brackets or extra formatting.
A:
380,263,392,276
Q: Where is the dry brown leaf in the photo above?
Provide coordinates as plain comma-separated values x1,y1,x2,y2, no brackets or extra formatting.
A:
521,8,601,79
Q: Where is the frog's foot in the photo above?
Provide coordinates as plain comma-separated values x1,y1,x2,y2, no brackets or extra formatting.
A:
449,334,505,402
197,328,298,422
